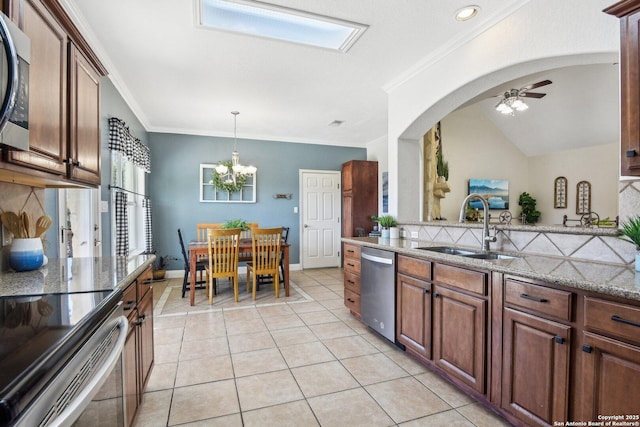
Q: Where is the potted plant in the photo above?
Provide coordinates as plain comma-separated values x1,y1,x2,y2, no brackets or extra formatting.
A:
371,215,398,238
153,255,177,280
619,215,640,271
222,219,250,231
518,192,541,224
436,149,449,183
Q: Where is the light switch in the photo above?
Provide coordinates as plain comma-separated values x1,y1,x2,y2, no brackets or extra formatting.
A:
293,206,298,213
100,201,109,213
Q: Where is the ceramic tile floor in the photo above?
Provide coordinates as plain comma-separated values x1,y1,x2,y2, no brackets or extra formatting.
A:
134,268,511,427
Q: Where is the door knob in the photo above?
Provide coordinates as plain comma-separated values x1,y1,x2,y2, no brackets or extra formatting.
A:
304,224,308,228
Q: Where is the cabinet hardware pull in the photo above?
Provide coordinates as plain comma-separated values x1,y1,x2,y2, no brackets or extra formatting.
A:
347,280,355,284
554,336,565,344
433,293,440,298
582,344,593,353
347,298,354,303
423,289,430,294
520,293,548,303
347,249,355,253
611,315,640,328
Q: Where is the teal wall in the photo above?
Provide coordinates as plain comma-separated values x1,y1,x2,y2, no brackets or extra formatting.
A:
148,132,365,268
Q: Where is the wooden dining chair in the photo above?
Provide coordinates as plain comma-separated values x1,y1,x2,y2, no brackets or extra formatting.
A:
238,223,259,263
177,228,207,298
196,223,222,283
246,227,282,299
206,228,241,304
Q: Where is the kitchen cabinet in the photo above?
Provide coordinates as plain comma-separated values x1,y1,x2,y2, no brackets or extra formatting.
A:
432,263,488,394
500,278,573,427
343,242,361,317
580,296,640,419
396,255,432,359
121,266,154,426
1,0,106,187
342,160,377,237
605,1,640,176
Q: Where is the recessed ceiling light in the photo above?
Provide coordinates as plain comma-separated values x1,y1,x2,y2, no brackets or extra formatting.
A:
328,120,344,127
198,0,368,52
455,5,480,21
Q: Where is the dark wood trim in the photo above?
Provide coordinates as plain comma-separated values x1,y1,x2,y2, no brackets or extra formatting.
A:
604,0,640,17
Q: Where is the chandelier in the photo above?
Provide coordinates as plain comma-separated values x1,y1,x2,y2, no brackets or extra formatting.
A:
215,111,256,187
495,89,529,115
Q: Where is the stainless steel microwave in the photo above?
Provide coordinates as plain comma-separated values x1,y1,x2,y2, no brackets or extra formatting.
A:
0,13,29,151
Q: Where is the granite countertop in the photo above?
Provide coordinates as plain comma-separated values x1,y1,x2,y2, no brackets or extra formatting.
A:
343,237,640,302
0,255,156,297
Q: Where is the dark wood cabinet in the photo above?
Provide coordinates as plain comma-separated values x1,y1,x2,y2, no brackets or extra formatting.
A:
341,160,377,237
1,0,106,187
501,308,571,426
605,0,640,176
396,255,433,360
121,266,154,426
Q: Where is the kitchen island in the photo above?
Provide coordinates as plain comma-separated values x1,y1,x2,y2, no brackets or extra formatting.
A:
342,236,640,427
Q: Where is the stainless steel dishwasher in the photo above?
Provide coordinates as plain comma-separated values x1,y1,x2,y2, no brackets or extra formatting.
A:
360,247,396,342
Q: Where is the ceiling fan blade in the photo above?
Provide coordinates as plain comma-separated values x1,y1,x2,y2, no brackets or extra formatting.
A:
520,92,546,99
520,79,552,91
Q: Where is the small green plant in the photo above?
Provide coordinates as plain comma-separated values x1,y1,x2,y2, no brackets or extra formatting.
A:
619,215,640,248
518,192,541,224
436,149,449,181
371,215,397,228
222,219,250,231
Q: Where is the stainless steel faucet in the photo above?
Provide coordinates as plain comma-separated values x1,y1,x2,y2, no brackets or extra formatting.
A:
459,193,497,252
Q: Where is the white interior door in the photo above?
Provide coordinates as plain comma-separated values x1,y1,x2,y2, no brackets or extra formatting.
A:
300,170,341,269
58,188,101,257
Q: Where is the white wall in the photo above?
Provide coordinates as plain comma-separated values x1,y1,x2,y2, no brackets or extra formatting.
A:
366,135,389,215
438,105,618,224
386,0,619,218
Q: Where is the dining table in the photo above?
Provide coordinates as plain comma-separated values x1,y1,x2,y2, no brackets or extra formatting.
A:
187,238,290,306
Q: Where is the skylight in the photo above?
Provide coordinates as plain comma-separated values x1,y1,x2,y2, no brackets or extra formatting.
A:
198,0,368,52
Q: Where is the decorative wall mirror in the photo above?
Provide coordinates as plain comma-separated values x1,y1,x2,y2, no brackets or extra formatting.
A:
554,176,567,209
576,180,591,214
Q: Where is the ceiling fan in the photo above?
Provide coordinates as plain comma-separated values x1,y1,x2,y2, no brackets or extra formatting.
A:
495,79,552,115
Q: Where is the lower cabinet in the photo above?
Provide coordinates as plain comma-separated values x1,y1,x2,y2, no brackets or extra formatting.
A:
433,284,487,394
396,273,431,359
501,308,571,426
121,266,154,426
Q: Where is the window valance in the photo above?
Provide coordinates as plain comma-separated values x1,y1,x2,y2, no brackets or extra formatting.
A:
108,117,151,173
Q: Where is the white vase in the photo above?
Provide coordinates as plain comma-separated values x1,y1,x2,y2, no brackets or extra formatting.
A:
389,227,400,239
380,228,390,238
10,238,44,272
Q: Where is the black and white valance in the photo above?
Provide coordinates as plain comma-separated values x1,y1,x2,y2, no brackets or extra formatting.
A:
108,117,151,173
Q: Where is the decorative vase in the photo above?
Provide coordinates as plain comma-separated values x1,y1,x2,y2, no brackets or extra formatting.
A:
10,238,44,272
389,227,400,239
381,228,390,238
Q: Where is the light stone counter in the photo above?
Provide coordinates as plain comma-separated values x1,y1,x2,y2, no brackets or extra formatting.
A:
0,255,156,297
343,237,640,302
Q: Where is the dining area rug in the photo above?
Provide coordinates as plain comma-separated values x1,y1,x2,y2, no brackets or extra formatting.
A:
155,274,313,316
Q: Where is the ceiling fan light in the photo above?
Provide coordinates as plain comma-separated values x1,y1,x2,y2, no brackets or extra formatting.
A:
500,105,513,115
495,102,508,113
515,101,528,111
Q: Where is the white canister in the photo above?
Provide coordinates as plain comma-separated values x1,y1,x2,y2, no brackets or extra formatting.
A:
10,238,44,272
389,227,400,239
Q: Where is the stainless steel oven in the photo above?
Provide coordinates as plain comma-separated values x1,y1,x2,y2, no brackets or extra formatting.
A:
0,290,127,426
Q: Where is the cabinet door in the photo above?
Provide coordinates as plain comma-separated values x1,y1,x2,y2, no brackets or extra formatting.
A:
137,288,154,399
433,285,486,393
397,273,431,359
581,331,640,420
6,0,67,175
620,8,640,176
501,308,571,426
342,161,353,192
342,194,353,237
68,43,101,185
123,312,138,427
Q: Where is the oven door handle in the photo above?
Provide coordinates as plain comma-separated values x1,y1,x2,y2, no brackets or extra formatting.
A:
50,315,129,427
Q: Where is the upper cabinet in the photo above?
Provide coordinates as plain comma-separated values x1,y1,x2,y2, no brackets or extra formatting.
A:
1,0,106,187
342,160,378,238
605,0,640,176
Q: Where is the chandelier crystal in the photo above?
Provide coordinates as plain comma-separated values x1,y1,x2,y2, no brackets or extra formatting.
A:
215,111,256,187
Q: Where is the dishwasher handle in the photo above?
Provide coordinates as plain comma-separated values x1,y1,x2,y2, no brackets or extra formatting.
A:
361,252,394,265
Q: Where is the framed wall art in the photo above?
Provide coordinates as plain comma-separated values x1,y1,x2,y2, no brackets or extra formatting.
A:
554,176,567,209
468,178,509,209
576,180,591,214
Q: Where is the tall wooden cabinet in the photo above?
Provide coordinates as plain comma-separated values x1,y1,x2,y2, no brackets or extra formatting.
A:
605,0,640,176
341,160,378,238
1,0,106,186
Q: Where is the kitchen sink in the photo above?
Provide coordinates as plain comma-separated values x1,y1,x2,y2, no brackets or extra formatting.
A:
416,246,518,260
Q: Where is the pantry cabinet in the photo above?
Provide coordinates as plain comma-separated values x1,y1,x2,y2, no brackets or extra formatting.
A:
0,0,106,187
342,160,377,237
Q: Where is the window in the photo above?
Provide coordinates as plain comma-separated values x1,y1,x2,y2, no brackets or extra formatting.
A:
112,151,147,256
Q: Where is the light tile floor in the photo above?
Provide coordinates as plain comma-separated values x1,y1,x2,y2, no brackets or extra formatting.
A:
134,268,511,427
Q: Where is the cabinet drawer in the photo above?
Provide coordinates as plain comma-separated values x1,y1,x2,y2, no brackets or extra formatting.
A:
398,255,431,281
344,257,361,275
344,288,360,314
433,263,486,295
344,271,361,294
505,279,572,321
122,283,137,315
136,267,153,300
584,297,640,345
343,243,361,260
